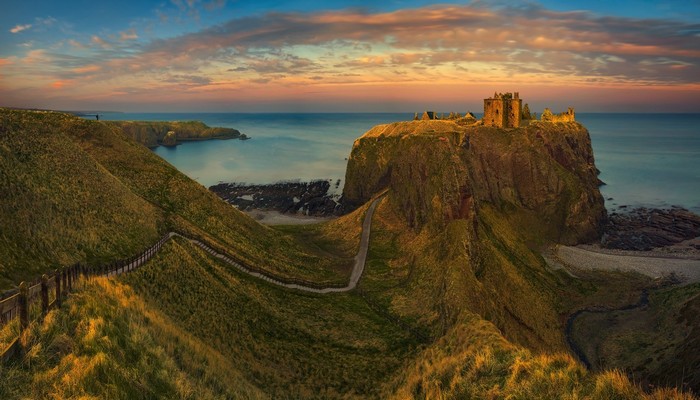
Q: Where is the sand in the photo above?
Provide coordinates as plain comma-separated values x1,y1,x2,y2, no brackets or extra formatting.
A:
553,245,700,284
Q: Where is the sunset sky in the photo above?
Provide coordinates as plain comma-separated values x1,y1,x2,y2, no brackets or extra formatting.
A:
1,0,698,112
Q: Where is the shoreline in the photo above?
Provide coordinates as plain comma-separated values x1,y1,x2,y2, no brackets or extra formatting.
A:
554,244,700,284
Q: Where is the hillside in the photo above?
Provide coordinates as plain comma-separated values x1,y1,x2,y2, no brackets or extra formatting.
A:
1,110,695,399
342,120,605,350
0,109,348,291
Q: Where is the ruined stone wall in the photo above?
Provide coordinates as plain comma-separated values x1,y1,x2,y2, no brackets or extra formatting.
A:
506,98,522,128
541,107,575,123
483,98,506,127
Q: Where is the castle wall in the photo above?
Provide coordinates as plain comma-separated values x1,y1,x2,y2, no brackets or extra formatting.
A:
541,107,575,123
506,98,522,128
483,99,506,127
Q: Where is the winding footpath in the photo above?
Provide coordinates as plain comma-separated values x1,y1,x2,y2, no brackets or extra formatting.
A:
107,195,384,293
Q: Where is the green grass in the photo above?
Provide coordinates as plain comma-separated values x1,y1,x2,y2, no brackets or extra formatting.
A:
120,237,418,398
105,120,243,147
0,108,349,290
1,109,696,399
0,276,265,399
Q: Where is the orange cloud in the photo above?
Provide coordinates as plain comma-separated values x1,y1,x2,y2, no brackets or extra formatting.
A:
72,65,102,74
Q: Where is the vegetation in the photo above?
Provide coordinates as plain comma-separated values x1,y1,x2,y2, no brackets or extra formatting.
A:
1,110,696,399
105,120,246,148
0,108,348,291
0,276,265,399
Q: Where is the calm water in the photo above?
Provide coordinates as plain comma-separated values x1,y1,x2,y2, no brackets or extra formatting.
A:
100,112,700,212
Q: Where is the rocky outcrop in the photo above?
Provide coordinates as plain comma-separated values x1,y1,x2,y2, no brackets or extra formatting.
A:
603,207,700,250
106,120,248,148
343,120,605,244
162,130,178,147
210,180,342,216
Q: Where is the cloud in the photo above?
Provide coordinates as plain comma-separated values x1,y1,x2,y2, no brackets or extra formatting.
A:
3,2,699,111
119,29,138,41
91,35,111,49
10,24,32,34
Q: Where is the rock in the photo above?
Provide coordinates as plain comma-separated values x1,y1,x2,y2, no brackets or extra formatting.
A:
209,180,342,216
602,207,700,251
162,130,178,146
342,120,605,244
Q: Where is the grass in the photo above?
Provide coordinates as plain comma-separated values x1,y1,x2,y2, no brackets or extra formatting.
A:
389,312,696,399
0,108,349,291
570,282,700,394
2,109,696,399
120,237,418,399
105,120,243,147
0,276,265,399
0,109,162,289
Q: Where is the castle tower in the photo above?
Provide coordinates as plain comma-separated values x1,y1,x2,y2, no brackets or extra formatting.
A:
483,92,522,128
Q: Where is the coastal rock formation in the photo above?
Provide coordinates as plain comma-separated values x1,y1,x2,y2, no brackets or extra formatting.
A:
209,180,341,216
106,120,248,148
162,130,178,146
603,207,700,250
343,119,605,244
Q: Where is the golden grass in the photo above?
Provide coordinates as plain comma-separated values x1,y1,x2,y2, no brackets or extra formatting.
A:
0,276,265,399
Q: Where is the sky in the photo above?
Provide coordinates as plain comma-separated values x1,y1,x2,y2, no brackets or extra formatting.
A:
1,0,699,112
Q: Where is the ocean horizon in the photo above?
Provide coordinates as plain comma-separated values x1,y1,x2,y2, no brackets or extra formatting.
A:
97,112,700,213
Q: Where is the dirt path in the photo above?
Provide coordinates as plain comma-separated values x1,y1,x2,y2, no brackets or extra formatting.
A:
177,195,383,293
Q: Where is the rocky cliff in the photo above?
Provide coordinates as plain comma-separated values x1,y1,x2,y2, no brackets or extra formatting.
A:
341,119,606,352
106,120,247,148
343,120,605,245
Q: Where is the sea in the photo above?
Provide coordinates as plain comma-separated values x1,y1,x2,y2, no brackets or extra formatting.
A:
97,112,700,213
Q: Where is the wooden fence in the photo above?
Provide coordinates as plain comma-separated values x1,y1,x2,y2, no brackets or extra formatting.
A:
0,232,171,362
0,230,348,362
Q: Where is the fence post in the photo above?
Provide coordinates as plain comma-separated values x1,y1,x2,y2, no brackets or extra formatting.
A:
54,269,62,308
62,268,68,294
18,282,28,331
41,274,49,314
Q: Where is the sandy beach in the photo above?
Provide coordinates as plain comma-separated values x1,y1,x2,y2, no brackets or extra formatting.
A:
552,244,700,284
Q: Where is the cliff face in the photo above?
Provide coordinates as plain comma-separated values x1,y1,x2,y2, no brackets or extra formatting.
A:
106,120,246,147
343,120,605,245
342,119,606,351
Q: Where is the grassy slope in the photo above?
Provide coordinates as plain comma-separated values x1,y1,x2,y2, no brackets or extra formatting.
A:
2,110,696,399
0,110,162,289
120,237,417,398
572,282,700,394
0,276,265,399
0,109,347,291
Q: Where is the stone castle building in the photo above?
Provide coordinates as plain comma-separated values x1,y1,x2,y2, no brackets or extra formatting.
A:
483,92,522,128
541,107,575,123
414,92,575,126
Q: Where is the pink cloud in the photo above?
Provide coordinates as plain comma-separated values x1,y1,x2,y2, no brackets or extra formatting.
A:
9,24,32,34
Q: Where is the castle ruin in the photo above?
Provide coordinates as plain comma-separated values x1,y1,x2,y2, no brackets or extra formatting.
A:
483,92,522,128
413,91,575,126
541,107,575,123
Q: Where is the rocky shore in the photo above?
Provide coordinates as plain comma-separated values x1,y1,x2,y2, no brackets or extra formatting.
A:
602,207,700,251
209,179,342,217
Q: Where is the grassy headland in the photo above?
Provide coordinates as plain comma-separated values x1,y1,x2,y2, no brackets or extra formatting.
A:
1,110,696,399
105,120,247,148
0,108,349,291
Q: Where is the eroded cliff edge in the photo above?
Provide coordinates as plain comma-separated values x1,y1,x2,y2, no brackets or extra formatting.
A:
343,119,605,245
